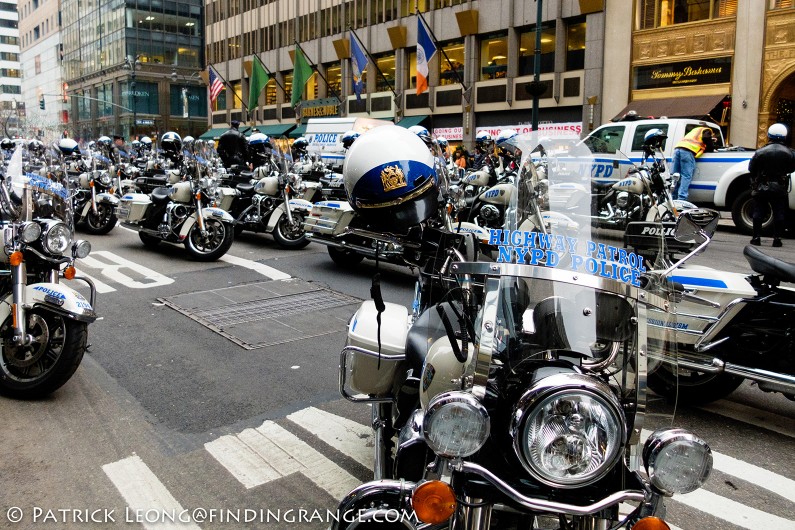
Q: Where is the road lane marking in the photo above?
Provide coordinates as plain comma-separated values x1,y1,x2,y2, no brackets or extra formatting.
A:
674,488,795,530
701,400,795,438
219,254,291,280
102,455,200,530
71,270,116,293
286,407,373,469
80,251,174,289
205,420,360,499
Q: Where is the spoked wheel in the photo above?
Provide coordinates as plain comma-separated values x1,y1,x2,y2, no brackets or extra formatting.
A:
184,218,234,261
0,310,88,399
83,203,118,235
273,212,310,249
648,363,744,405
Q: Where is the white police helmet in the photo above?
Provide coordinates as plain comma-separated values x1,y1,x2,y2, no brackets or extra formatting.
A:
343,125,438,231
768,123,788,142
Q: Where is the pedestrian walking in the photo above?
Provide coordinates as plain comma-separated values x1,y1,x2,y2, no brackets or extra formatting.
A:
671,126,716,201
748,123,795,247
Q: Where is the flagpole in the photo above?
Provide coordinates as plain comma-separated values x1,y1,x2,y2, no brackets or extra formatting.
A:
209,65,248,122
348,28,398,100
415,11,467,91
293,40,343,105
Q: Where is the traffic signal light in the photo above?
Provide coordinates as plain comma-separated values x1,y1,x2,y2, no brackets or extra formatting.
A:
39,96,45,110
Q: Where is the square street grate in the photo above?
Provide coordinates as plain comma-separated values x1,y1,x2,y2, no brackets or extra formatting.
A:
159,278,362,350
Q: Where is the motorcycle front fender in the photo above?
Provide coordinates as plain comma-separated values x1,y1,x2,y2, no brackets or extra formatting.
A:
95,192,121,206
0,283,97,324
178,208,235,239
330,479,418,530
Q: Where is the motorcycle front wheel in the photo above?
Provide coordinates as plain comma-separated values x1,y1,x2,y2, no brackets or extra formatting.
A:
0,310,88,399
184,218,234,261
648,362,744,405
83,203,118,235
273,212,310,249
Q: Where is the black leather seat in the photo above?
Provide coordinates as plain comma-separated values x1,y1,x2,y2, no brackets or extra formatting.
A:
151,186,171,202
744,245,795,283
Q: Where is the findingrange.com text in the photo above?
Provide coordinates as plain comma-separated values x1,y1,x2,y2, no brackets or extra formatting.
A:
4,507,419,525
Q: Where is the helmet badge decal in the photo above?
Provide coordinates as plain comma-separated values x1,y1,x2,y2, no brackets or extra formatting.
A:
380,165,407,192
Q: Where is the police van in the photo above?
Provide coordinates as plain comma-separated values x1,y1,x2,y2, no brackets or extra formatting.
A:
581,118,791,234
303,117,388,170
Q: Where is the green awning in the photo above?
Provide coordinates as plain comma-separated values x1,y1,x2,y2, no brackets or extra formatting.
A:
396,115,428,128
289,125,307,138
247,124,295,137
198,128,228,141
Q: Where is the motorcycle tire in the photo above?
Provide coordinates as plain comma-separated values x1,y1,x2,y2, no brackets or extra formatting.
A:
184,218,234,261
272,212,310,249
139,232,161,248
731,189,772,236
647,363,744,405
0,310,88,399
82,203,118,235
327,247,364,267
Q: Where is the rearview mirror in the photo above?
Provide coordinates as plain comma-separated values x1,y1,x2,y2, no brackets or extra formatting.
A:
674,208,720,244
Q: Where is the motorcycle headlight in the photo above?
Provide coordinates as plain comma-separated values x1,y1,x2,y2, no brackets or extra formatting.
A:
643,428,712,496
42,222,72,255
99,172,112,186
615,191,630,208
72,239,91,259
423,391,489,458
20,222,42,243
511,373,625,488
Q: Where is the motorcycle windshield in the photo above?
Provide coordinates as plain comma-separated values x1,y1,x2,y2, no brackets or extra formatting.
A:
8,148,73,227
496,132,668,275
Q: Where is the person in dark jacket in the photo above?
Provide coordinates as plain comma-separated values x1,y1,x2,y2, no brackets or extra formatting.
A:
748,123,795,247
216,120,248,169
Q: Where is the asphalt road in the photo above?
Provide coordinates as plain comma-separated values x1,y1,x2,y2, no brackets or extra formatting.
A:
0,222,793,530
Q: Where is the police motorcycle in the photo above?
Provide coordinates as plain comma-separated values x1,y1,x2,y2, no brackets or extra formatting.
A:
0,145,96,398
116,132,236,261
640,223,795,404
303,125,456,267
213,133,312,249
551,130,692,233
333,132,713,530
67,139,120,235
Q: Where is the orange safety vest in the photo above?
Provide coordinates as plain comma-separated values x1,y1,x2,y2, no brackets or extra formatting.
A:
675,127,711,157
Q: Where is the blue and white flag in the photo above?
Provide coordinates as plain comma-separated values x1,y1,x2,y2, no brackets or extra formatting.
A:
350,33,367,101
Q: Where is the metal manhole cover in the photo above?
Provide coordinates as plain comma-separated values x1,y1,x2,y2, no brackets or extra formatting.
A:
159,278,361,349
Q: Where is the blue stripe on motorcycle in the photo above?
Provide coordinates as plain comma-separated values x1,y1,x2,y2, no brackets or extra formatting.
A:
669,276,728,288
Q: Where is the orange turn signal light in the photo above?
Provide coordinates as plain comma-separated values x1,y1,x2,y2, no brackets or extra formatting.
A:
9,251,23,266
411,481,456,524
63,266,76,280
633,517,671,530
195,192,202,200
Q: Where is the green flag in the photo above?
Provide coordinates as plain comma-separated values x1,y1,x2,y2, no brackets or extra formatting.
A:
291,46,313,108
248,57,270,112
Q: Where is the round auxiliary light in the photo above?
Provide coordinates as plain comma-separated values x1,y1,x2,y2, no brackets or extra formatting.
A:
73,239,91,259
423,391,489,458
643,428,712,496
42,222,71,255
20,222,42,243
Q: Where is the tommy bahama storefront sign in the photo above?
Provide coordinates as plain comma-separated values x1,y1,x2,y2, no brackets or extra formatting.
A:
633,57,732,90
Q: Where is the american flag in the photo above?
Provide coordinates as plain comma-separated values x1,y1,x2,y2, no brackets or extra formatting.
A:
208,67,224,102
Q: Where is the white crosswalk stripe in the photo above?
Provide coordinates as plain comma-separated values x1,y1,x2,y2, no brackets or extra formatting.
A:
286,406,373,469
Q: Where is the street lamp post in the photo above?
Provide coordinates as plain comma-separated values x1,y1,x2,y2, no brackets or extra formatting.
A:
123,55,141,139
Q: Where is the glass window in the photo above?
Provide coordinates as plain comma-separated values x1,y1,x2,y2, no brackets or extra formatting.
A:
583,125,625,154
325,62,341,97
637,0,737,29
283,73,293,104
78,90,90,120
439,40,464,86
213,90,226,111
265,79,277,106
566,21,585,71
408,50,417,90
374,52,395,93
170,85,207,117
630,124,669,151
125,80,159,115
480,33,508,81
519,26,555,76
98,84,113,117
